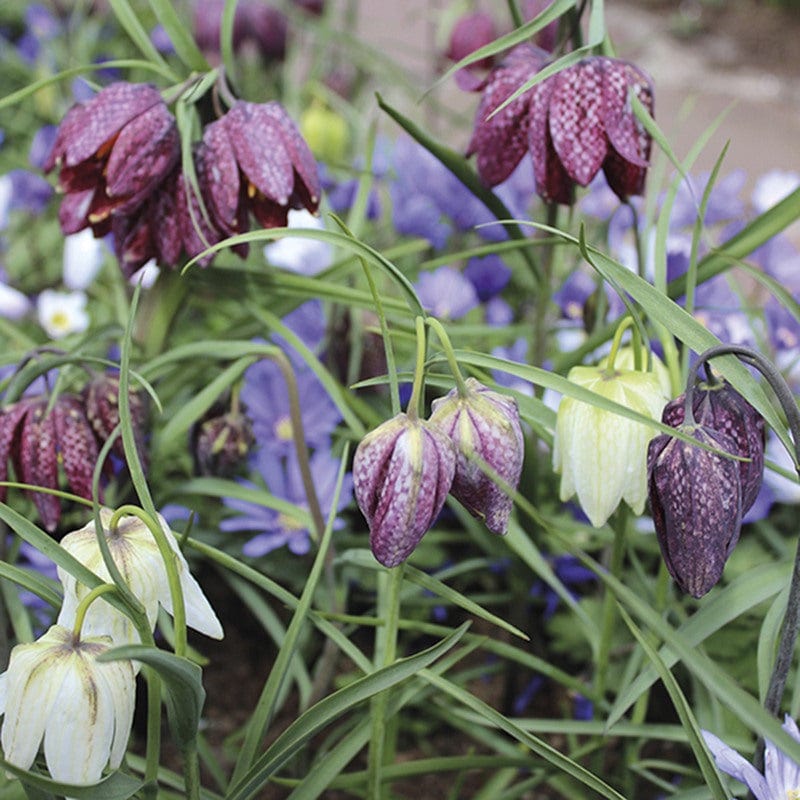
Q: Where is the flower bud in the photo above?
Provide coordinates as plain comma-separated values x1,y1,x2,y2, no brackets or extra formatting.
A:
353,413,456,568
648,424,742,598
553,364,668,527
192,411,254,477
429,378,524,535
660,380,764,514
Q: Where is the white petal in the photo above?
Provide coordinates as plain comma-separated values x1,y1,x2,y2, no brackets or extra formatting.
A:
91,658,135,769
0,282,32,320
1,635,70,771
43,656,113,784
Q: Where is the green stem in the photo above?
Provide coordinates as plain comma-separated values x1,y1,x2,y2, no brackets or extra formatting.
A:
142,666,162,800
506,0,524,28
605,317,635,373
271,351,327,542
594,513,627,700
426,317,468,396
183,742,201,800
71,584,118,640
367,563,405,799
405,317,427,420
108,505,187,658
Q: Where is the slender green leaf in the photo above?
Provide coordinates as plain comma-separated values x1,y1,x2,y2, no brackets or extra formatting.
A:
619,608,729,800
99,645,205,751
0,757,142,800
148,0,209,71
225,623,470,800
107,0,173,76
0,561,61,609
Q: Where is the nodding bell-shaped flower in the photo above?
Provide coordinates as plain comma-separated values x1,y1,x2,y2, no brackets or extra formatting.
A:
56,508,223,645
429,378,524,535
553,361,669,527
660,380,765,515
0,625,135,790
647,422,743,598
0,394,102,532
353,413,456,568
44,82,179,236
466,47,654,203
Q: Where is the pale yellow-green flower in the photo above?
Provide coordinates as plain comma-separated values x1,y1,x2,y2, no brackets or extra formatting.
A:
553,361,669,527
56,508,223,646
0,625,135,793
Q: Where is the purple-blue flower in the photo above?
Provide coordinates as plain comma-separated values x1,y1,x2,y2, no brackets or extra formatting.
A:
464,254,511,301
415,266,479,320
241,356,342,457
221,449,353,557
702,715,800,800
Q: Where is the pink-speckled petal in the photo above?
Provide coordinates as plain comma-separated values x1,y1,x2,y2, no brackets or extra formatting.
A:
54,396,101,503
528,79,573,204
353,415,408,524
19,402,60,532
202,118,241,231
549,60,607,186
105,103,179,202
466,44,546,186
368,421,455,568
43,103,88,172
59,83,164,168
602,59,654,168
262,101,321,210
0,402,31,503
224,101,294,205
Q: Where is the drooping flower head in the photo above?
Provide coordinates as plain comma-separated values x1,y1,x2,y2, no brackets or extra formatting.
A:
44,82,180,236
0,625,136,789
467,47,654,203
553,354,669,527
429,378,524,535
647,419,743,598
56,508,223,645
0,394,101,531
354,413,456,568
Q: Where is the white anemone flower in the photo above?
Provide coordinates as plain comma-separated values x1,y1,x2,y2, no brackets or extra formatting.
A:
57,508,223,646
703,716,800,799
36,289,89,339
264,208,332,276
0,625,135,793
553,363,669,527
63,229,106,290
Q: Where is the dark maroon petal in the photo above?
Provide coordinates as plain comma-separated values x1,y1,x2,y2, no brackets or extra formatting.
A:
648,426,742,598
250,196,289,229
603,149,648,199
465,45,545,186
18,401,60,532
0,402,32,503
446,11,497,67
112,205,157,278
224,100,295,205
105,103,180,203
57,189,94,234
548,59,607,187
177,152,225,266
528,79,573,204
264,101,321,211
43,103,88,173
153,171,185,268
202,118,242,232
54,396,100,503
602,59,654,168
59,83,164,168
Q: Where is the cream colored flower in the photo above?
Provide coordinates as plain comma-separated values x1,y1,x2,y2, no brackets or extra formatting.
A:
553,363,668,527
56,508,223,645
0,625,135,792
